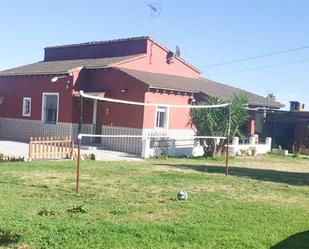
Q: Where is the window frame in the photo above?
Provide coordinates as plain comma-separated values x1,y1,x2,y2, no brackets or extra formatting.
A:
41,92,59,124
22,97,31,117
154,105,169,129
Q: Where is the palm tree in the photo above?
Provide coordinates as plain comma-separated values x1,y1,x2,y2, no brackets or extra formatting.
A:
190,94,248,157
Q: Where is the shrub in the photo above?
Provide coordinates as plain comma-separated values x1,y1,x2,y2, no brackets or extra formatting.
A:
67,205,89,214
38,207,56,216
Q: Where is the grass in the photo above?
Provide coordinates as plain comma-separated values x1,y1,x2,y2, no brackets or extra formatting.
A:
0,154,308,249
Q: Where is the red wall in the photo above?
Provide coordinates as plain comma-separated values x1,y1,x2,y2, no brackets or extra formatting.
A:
143,91,192,129
0,76,73,122
44,39,148,61
73,68,148,128
118,40,200,78
0,69,195,131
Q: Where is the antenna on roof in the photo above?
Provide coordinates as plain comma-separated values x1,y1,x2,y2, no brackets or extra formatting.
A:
175,45,181,57
147,2,161,64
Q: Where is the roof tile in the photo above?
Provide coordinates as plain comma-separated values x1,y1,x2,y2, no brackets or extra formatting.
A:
117,67,284,109
0,55,144,77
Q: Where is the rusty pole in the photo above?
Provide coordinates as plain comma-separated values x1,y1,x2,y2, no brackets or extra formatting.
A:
76,93,84,194
76,137,81,194
225,102,232,176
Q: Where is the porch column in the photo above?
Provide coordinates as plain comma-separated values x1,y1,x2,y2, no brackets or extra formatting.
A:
247,111,256,135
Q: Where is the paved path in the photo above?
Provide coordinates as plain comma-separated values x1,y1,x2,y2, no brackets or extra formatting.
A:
0,140,142,161
0,140,29,159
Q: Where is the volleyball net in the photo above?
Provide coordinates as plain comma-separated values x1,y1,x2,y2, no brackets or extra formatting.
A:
77,91,230,158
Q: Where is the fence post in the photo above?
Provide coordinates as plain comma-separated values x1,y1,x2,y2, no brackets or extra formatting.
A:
232,137,239,146
29,137,33,161
265,137,272,152
249,136,256,146
141,137,151,159
70,136,74,160
231,137,239,155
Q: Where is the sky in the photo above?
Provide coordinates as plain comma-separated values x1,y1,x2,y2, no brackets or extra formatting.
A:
0,0,308,110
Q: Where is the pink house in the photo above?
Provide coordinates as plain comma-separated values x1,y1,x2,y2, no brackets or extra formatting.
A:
0,36,283,154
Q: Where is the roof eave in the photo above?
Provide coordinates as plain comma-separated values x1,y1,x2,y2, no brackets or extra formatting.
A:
0,72,69,77
148,85,196,94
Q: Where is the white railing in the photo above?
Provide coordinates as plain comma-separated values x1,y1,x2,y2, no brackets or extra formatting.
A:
230,136,272,156
141,135,272,158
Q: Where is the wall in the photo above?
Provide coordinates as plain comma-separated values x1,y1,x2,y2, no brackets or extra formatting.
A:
0,75,73,122
264,111,309,149
143,90,192,129
295,121,309,147
73,68,148,129
44,39,148,61
118,40,200,78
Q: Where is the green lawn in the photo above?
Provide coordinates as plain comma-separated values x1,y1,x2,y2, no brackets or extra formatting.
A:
0,155,308,249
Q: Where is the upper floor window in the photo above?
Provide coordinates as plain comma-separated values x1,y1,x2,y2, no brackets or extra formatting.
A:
22,97,31,117
156,106,168,129
42,93,59,124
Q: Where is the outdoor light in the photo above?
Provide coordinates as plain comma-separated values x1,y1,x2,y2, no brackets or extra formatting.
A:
50,75,71,90
189,96,196,104
50,75,67,83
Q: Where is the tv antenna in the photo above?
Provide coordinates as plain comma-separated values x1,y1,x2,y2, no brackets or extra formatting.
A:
147,2,161,64
175,45,181,57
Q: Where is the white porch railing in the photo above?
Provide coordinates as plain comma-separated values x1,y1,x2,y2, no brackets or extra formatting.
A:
230,136,272,156
141,135,272,158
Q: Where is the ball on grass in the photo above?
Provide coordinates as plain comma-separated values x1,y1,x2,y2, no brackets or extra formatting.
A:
177,190,188,201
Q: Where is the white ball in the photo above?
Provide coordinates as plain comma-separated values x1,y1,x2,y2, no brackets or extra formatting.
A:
177,191,188,201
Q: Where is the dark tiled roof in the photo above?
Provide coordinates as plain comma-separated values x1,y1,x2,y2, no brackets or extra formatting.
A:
117,67,284,109
0,55,144,77
45,36,150,49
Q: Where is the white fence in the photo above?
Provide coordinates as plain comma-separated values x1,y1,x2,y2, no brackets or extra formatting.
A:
230,136,272,156
141,136,272,158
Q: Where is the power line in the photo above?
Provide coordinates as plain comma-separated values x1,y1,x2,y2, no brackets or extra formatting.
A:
204,45,309,68
208,58,309,77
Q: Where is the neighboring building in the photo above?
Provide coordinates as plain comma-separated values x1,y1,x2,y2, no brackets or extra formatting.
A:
0,36,283,154
264,101,309,152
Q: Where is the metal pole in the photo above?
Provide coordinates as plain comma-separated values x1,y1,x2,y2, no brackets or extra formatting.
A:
76,137,81,194
76,93,83,194
78,95,83,134
225,102,232,176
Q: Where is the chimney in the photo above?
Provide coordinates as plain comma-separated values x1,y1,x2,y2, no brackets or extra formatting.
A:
290,101,305,112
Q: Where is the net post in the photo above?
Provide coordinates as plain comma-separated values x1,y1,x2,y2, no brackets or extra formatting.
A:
225,102,232,176
76,134,82,194
78,93,84,134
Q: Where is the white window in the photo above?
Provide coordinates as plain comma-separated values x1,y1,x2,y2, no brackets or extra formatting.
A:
42,93,59,124
22,97,31,117
155,106,168,129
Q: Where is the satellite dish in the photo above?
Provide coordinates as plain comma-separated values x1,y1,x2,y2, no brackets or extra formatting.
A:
175,45,181,57
166,51,174,64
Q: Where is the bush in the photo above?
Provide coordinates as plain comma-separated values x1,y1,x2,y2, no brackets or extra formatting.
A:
67,205,89,214
38,207,56,216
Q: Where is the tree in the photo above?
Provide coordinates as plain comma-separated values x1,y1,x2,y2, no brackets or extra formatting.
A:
190,94,249,157
266,93,276,101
